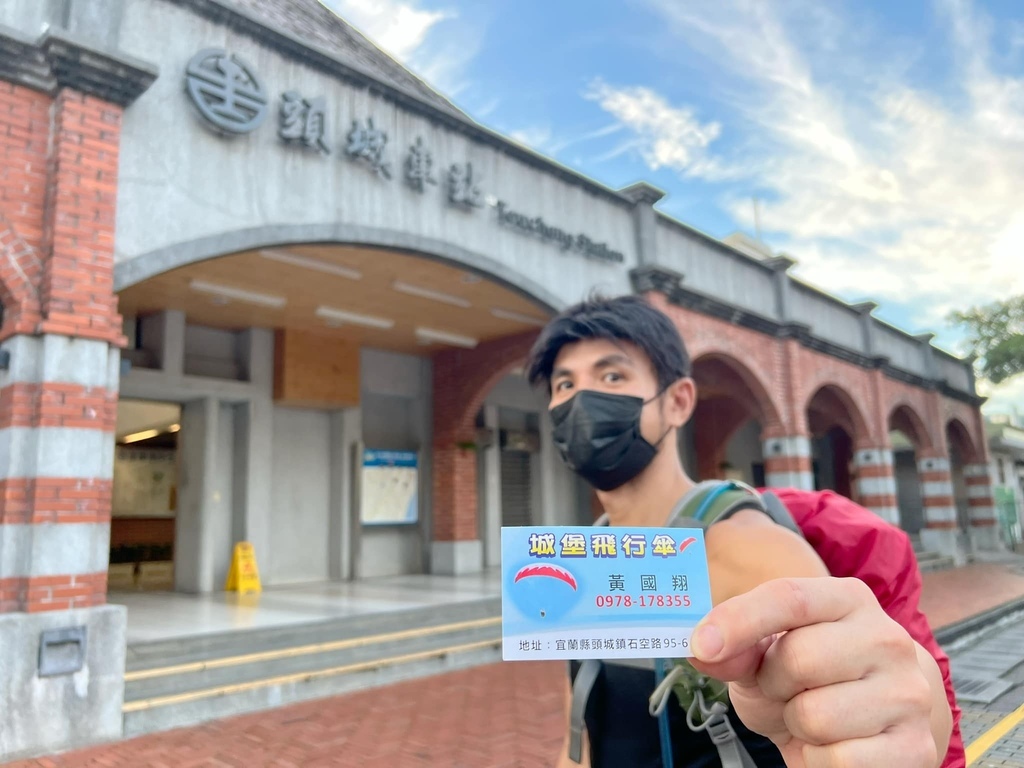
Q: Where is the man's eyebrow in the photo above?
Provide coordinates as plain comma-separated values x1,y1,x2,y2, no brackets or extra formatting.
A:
594,353,634,369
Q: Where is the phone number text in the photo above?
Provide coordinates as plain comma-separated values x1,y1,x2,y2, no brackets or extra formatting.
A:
595,594,693,608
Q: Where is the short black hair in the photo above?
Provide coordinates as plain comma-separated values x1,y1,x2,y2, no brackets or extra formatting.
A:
525,293,692,391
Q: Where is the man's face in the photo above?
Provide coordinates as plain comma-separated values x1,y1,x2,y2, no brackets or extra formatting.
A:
548,338,695,445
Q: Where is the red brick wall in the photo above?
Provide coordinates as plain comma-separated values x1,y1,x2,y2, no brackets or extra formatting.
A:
431,331,538,542
0,478,112,525
0,382,118,429
37,90,123,344
0,82,48,334
0,573,108,614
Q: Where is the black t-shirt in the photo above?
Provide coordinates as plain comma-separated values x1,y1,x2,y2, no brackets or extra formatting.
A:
569,661,787,767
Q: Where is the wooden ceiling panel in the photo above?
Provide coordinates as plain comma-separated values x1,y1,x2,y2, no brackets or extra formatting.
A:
117,245,552,354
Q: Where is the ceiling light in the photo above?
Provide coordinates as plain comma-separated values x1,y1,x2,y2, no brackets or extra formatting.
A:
189,280,286,308
315,305,395,329
121,422,180,444
259,249,362,280
392,281,471,308
490,307,547,326
415,326,478,348
122,428,161,444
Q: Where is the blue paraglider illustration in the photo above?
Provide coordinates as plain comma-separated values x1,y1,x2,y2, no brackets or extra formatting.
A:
507,563,582,623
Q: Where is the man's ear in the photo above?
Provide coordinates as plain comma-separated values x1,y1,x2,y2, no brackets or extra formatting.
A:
665,377,697,428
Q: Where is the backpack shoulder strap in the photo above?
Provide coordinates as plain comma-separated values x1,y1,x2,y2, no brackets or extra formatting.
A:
567,659,601,764
759,489,803,537
668,480,769,528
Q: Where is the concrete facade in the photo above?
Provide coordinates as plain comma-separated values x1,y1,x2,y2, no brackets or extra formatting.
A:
0,0,997,759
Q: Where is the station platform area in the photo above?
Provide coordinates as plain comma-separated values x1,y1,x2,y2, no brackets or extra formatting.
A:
109,570,502,645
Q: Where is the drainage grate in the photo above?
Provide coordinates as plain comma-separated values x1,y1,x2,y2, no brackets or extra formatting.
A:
953,675,1013,704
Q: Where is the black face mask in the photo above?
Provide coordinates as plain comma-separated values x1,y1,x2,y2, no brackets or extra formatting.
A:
550,389,669,492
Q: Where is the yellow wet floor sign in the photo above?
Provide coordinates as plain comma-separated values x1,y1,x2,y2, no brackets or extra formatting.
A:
225,542,262,594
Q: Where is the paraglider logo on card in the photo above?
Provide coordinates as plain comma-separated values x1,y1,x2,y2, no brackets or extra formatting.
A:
501,526,713,661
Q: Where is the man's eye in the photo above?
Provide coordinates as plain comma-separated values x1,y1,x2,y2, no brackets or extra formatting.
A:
604,372,623,382
554,380,573,391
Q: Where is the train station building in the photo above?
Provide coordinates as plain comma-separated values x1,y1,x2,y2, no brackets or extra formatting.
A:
0,0,999,759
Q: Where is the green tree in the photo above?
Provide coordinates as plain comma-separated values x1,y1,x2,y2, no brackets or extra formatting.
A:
948,295,1024,384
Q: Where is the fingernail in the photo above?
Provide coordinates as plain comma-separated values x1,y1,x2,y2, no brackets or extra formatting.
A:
692,623,724,661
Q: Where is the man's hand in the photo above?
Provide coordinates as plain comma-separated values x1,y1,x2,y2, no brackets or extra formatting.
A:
689,577,945,768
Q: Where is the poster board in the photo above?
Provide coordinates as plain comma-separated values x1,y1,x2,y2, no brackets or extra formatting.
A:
359,449,419,525
112,446,177,518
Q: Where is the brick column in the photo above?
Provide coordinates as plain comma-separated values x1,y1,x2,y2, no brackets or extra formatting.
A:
917,453,960,560
964,463,1000,550
852,447,899,526
0,89,126,614
0,26,155,762
762,435,814,490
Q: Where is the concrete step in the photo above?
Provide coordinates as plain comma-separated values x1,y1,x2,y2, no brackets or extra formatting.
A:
916,551,956,573
122,597,502,737
125,596,501,671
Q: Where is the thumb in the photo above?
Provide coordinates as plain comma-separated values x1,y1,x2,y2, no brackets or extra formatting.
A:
689,621,776,686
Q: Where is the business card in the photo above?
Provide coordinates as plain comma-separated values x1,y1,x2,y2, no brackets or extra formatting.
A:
501,526,713,661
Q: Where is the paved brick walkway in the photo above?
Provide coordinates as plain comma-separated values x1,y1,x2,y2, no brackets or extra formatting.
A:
6,558,1024,768
5,661,567,768
920,561,1024,628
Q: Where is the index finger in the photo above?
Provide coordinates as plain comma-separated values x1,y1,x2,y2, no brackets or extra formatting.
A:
691,577,870,665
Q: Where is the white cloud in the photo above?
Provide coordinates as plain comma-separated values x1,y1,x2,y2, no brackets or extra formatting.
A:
584,79,733,180
322,0,451,61
592,0,1024,350
321,0,476,97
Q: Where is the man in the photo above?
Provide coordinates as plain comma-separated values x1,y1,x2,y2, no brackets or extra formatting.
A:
524,294,953,768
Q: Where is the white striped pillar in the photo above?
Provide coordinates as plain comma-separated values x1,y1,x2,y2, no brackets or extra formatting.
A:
0,50,152,764
916,454,959,559
0,334,120,613
852,448,899,526
965,463,1000,550
762,435,814,490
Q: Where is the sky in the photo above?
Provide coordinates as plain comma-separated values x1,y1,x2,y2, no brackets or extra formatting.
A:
321,0,1024,414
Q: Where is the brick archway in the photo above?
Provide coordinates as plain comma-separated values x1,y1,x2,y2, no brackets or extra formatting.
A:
888,402,933,535
430,331,542,544
690,352,784,481
805,383,871,446
946,417,981,465
692,352,784,428
806,383,870,498
890,402,933,452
